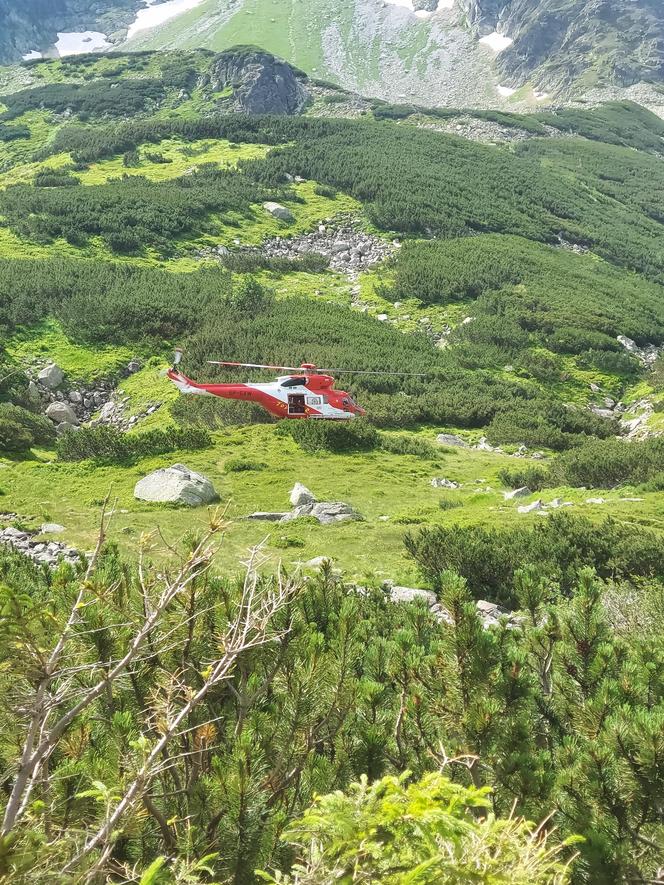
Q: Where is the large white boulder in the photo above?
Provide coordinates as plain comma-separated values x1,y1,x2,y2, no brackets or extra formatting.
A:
38,363,64,390
290,482,317,507
45,401,78,425
263,201,294,222
436,433,468,448
518,499,544,514
134,464,218,506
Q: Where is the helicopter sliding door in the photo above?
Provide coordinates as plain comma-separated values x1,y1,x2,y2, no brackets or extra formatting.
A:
287,394,306,415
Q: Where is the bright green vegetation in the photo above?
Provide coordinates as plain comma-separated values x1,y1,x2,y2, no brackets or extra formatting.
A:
261,772,577,883
0,52,663,883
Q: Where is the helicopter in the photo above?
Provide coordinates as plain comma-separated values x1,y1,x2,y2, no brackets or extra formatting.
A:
167,349,427,421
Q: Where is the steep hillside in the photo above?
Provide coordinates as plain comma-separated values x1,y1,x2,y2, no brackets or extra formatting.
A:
0,48,664,884
459,0,664,93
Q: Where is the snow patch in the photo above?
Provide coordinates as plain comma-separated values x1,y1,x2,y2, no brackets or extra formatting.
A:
479,32,513,52
497,84,517,97
127,0,207,38
384,0,433,15
22,50,42,61
55,31,111,56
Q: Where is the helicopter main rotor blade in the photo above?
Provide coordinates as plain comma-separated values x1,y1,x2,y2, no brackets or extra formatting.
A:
318,368,430,377
208,360,305,372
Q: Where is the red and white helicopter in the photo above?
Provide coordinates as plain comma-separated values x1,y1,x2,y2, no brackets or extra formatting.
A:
167,349,426,421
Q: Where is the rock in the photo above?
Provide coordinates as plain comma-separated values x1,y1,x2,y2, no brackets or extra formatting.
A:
518,500,544,513
590,382,601,393
126,359,142,374
45,401,78,425
376,313,388,322
38,363,64,389
134,464,218,506
99,401,116,421
27,381,40,402
68,390,83,404
263,201,294,222
306,556,332,568
585,497,606,505
431,478,460,489
436,433,468,448
40,523,65,534
475,436,502,453
246,511,290,521
389,585,437,606
504,486,532,500
209,47,309,115
290,482,317,507
310,502,360,524
590,407,615,419
617,335,639,353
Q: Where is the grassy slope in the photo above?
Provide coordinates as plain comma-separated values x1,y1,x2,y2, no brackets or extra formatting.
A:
0,59,663,580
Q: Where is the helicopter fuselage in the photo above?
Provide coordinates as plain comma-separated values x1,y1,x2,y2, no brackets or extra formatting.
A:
167,369,366,420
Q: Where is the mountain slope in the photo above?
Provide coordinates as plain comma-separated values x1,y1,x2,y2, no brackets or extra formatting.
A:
121,0,501,107
459,0,664,93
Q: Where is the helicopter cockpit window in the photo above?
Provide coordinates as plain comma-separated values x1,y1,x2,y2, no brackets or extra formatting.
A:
281,377,307,388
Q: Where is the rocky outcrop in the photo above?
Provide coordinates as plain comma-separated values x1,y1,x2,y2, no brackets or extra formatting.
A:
134,464,218,506
436,433,469,447
0,0,141,64
203,222,396,278
26,358,156,431
208,46,309,115
247,484,362,525
385,582,522,629
0,524,83,569
458,0,664,95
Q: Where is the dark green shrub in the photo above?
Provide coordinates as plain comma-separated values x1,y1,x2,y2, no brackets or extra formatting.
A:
381,434,439,459
278,418,379,453
313,184,337,198
57,424,211,464
550,437,664,488
0,404,55,453
407,512,664,607
498,464,550,491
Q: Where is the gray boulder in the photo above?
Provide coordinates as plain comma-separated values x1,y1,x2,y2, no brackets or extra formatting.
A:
134,464,218,506
38,363,64,389
431,478,460,489
290,482,317,507
389,585,437,606
45,401,78,425
263,201,294,222
282,500,361,525
40,523,65,534
436,433,469,447
246,511,290,521
310,502,360,524
518,499,544,513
